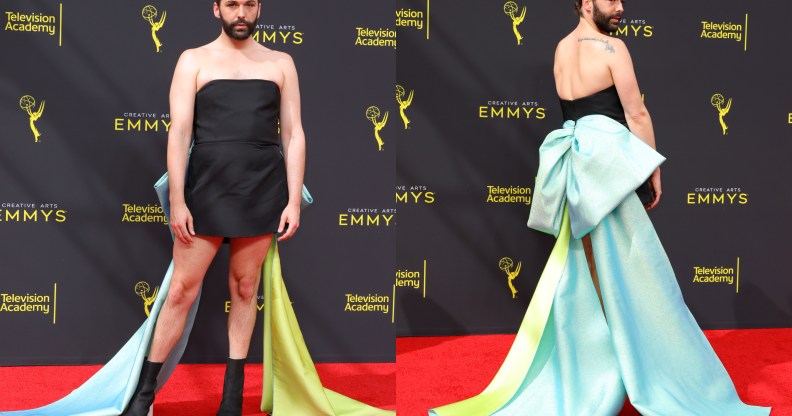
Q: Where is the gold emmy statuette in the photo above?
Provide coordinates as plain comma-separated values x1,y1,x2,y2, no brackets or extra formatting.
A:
142,5,166,53
711,93,732,135
396,85,414,130
135,281,160,317
366,106,388,151
19,95,45,143
499,257,522,299
503,1,526,45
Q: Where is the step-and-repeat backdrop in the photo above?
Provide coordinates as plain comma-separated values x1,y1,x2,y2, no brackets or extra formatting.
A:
1,0,790,365
394,0,792,336
0,0,395,365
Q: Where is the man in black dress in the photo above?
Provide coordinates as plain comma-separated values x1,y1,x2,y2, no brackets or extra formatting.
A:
124,1,306,415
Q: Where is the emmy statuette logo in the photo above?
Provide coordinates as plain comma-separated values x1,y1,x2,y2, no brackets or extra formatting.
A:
396,85,414,129
134,281,159,316
365,106,388,151
142,5,166,53
499,257,522,299
503,1,526,45
19,95,45,143
711,93,732,135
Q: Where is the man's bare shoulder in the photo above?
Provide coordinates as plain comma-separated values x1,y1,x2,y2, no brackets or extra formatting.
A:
604,36,627,51
267,49,296,72
575,34,624,55
261,48,292,62
177,46,212,66
557,32,576,50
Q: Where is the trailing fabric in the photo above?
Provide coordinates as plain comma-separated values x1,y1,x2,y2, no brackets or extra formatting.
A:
260,241,394,416
1,177,391,416
430,115,770,416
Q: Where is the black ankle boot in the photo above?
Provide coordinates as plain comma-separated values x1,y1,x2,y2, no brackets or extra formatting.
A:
122,360,163,416
217,357,246,416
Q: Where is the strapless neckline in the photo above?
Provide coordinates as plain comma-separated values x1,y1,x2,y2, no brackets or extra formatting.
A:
558,85,617,103
197,78,279,95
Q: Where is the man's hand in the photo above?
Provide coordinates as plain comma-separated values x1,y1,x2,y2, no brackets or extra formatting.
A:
645,167,662,211
170,202,195,244
277,204,301,241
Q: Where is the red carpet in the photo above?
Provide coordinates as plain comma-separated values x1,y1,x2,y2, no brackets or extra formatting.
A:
0,362,395,415
1,329,788,415
397,329,791,416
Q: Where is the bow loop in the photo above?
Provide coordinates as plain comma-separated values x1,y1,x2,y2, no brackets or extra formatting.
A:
528,115,665,238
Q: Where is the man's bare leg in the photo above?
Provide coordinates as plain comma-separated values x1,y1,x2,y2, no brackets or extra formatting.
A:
582,234,606,318
216,235,272,415
123,235,223,416
148,235,223,362
226,235,272,359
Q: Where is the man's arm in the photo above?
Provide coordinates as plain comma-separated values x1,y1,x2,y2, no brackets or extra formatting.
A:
276,52,306,241
608,38,655,148
167,49,199,243
608,39,662,209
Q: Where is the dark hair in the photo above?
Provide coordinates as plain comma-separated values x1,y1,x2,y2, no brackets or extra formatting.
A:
215,0,260,4
574,0,583,16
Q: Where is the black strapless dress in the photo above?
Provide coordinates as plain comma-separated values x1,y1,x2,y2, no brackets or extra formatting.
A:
185,79,289,238
559,85,653,204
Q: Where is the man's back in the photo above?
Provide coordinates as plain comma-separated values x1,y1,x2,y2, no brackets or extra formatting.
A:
553,31,624,101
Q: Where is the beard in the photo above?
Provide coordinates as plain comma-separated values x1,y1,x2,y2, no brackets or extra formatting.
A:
592,2,621,33
220,14,257,40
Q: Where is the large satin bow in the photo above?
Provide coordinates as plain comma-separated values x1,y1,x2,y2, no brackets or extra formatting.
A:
528,115,665,239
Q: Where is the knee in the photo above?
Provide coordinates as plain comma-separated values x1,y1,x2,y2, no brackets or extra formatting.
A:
165,280,198,309
232,273,258,301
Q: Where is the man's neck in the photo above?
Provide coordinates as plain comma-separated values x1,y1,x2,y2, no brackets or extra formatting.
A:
578,17,605,36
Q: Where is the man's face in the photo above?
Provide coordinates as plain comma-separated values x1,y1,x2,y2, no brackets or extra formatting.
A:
592,0,623,33
216,0,259,40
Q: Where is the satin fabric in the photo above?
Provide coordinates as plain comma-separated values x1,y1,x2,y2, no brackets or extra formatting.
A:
430,115,770,416
0,177,389,416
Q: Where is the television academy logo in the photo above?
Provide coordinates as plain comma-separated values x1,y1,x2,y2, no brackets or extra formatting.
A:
393,260,428,323
395,261,427,293
0,283,57,324
499,257,521,299
141,5,166,53
692,258,740,293
700,14,748,52
344,293,391,316
396,85,414,129
710,93,732,135
355,27,396,48
4,4,63,46
486,185,532,205
365,106,389,151
134,281,159,316
19,95,45,142
503,1,526,45
396,0,430,40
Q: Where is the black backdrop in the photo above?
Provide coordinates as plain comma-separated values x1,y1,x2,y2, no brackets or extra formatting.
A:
394,0,792,336
1,0,790,366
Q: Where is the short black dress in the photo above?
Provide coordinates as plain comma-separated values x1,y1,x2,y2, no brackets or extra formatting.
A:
559,85,653,205
185,79,289,238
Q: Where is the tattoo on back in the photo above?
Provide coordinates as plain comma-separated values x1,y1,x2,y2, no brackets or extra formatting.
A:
577,37,616,54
